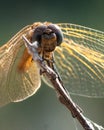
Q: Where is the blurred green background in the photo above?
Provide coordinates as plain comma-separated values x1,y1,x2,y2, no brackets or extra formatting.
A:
0,0,104,130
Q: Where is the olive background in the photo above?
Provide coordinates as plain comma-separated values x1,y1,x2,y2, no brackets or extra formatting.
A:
0,0,104,130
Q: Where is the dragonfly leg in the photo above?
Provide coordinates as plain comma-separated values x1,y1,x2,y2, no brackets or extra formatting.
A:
40,69,46,75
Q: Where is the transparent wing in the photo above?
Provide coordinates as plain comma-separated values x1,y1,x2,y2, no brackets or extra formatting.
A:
0,25,41,107
54,23,104,98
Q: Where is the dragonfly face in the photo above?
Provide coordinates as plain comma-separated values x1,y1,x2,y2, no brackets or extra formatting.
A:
0,22,104,107
30,23,63,60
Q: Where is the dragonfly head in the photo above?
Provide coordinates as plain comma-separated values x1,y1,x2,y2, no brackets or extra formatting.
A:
31,23,63,52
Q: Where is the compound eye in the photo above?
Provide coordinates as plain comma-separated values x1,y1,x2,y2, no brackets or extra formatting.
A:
31,25,47,42
48,24,63,45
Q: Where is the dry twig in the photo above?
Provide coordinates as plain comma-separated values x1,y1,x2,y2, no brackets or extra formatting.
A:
23,35,94,130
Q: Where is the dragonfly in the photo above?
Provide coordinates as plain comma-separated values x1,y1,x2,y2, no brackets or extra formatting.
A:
0,22,104,107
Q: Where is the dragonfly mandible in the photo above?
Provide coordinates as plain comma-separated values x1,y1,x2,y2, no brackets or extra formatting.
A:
0,22,104,107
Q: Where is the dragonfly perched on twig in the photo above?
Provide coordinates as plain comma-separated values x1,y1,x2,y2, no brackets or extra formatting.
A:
0,22,104,107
